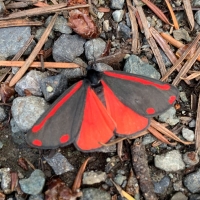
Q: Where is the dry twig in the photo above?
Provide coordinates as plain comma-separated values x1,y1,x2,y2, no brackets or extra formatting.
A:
195,95,200,150
183,0,194,30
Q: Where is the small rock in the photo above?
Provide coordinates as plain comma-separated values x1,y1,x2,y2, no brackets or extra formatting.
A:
182,128,195,142
28,194,44,200
85,38,106,60
105,156,120,173
93,63,113,71
11,130,26,146
0,141,3,149
40,74,68,101
103,20,111,32
82,171,107,185
189,119,196,128
19,169,45,195
124,55,161,79
158,107,179,126
110,0,124,9
0,106,6,122
80,188,111,200
154,176,170,194
0,168,11,194
0,1,6,15
155,150,185,171
15,70,48,96
44,152,74,175
184,169,200,193
10,118,22,134
112,10,124,22
0,27,34,59
171,192,188,200
142,133,156,145
189,194,200,200
11,96,49,132
173,180,184,191
126,13,131,27
193,0,200,6
180,92,188,102
53,34,85,62
195,10,200,26
45,15,72,34
61,68,84,79
114,174,127,186
117,22,131,40
183,151,199,167
97,12,104,19
173,28,191,42
34,27,54,41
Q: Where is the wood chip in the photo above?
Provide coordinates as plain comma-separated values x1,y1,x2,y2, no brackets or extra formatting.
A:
195,95,200,150
183,0,194,30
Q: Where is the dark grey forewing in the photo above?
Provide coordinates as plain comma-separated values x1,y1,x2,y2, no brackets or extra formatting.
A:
102,70,178,117
26,80,89,149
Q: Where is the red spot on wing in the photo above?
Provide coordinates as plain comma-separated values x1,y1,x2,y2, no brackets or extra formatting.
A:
32,81,83,133
168,95,176,104
76,88,115,151
104,71,170,90
32,139,42,146
101,81,149,135
146,107,155,114
60,134,70,143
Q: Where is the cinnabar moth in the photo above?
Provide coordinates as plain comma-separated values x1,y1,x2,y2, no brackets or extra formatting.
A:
26,69,178,151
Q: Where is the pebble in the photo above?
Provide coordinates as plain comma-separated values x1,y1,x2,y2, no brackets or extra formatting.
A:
173,28,191,42
80,188,111,200
173,180,184,191
28,194,44,200
15,70,48,96
0,106,6,122
117,22,131,40
0,141,3,149
10,118,21,133
142,133,156,145
0,27,35,59
61,68,84,79
110,0,124,9
45,15,72,34
19,169,45,195
105,156,121,173
34,27,54,41
179,92,188,102
0,1,6,15
93,63,113,71
183,151,199,167
153,176,170,194
124,54,161,79
103,20,111,32
189,194,200,200
0,168,11,194
158,107,180,126
11,130,26,146
44,152,74,175
112,10,124,22
11,96,49,132
154,150,185,171
53,34,85,62
195,10,200,26
182,128,195,142
171,192,188,200
40,74,68,101
193,0,200,6
189,119,196,128
184,169,200,193
114,174,127,186
97,11,104,19
82,171,107,185
85,38,106,60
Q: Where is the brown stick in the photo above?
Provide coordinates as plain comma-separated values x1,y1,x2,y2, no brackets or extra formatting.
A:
0,61,79,68
9,13,58,87
195,95,200,150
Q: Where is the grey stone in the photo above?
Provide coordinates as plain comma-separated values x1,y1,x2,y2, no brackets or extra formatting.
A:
155,150,185,171
11,130,26,146
195,10,200,26
173,28,191,42
158,107,179,126
184,169,200,193
189,119,196,128
11,96,49,132
154,176,170,194
112,10,124,22
10,118,21,134
61,68,84,79
19,170,45,195
44,152,74,175
0,168,11,194
94,63,113,71
183,151,199,167
45,15,72,34
142,133,156,145
82,171,107,185
85,38,106,60
15,70,48,96
114,174,126,186
124,54,161,79
126,13,131,27
173,180,184,191
28,194,44,200
0,106,6,122
0,1,6,15
40,74,68,101
80,188,111,200
0,27,33,59
189,194,200,200
182,128,195,142
180,92,188,102
171,192,188,200
117,22,131,40
193,0,200,6
110,0,124,9
53,34,85,62
34,27,54,41
0,141,3,149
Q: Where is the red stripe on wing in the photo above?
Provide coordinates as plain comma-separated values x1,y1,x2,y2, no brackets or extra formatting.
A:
101,80,149,135
76,87,115,151
104,71,170,90
32,81,83,133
